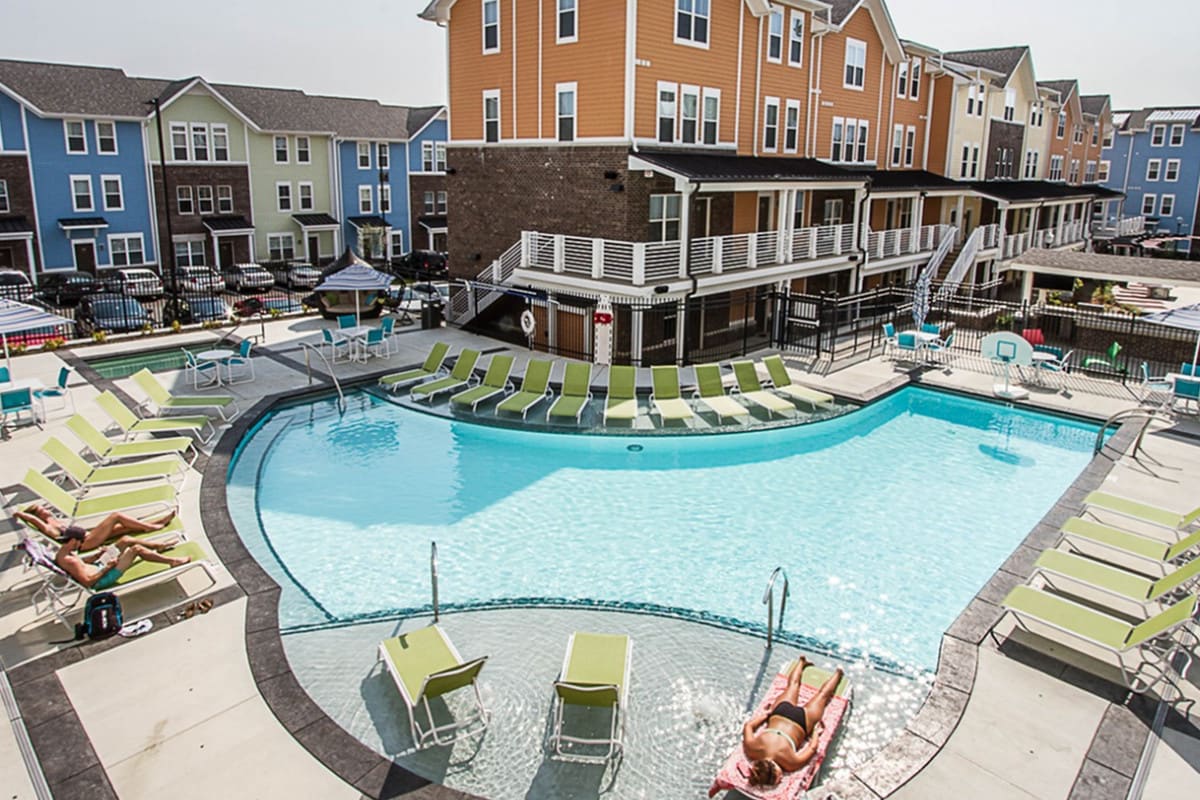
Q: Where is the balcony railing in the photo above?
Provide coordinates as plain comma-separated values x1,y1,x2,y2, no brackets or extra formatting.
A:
1000,219,1087,260
1092,216,1146,238
863,225,951,260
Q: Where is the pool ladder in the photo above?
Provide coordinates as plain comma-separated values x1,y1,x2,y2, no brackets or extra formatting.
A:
763,567,789,649
1093,406,1175,457
297,341,346,415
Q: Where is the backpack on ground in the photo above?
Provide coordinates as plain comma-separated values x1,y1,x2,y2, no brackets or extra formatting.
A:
75,593,123,641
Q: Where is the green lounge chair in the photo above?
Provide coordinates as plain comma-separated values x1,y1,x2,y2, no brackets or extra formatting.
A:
731,361,794,417
379,342,451,391
496,359,553,419
650,365,695,424
1082,341,1125,374
96,391,215,443
411,349,481,402
1033,548,1200,615
66,414,196,468
998,585,1198,694
450,354,514,411
41,437,183,492
692,364,749,422
21,468,175,525
17,510,183,552
762,355,836,409
1059,517,1200,576
131,369,241,421
602,365,639,424
1083,491,1200,534
547,362,593,423
548,631,632,764
378,625,489,749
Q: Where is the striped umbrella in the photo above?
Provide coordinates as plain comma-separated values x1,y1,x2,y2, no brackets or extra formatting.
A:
911,268,932,328
0,298,73,373
315,259,395,326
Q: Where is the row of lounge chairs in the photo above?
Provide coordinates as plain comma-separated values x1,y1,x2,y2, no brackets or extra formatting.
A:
378,344,837,425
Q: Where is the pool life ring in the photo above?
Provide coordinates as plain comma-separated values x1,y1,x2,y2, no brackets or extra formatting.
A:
520,309,537,336
593,311,613,325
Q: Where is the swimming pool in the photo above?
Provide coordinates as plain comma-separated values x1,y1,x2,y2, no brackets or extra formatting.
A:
86,343,230,379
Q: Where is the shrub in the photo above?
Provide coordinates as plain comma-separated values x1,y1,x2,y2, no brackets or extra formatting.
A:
42,337,66,352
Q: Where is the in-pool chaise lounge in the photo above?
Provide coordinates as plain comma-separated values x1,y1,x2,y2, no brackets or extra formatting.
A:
692,364,749,422
41,437,184,492
378,624,490,749
1082,491,1200,534
548,631,631,764
730,361,794,417
22,468,176,525
1032,548,1200,615
411,349,481,402
762,355,836,409
650,366,695,424
495,359,554,419
1059,517,1200,576
66,414,197,467
96,391,215,443
450,354,514,411
131,369,241,421
379,341,450,391
603,365,638,425
547,362,593,424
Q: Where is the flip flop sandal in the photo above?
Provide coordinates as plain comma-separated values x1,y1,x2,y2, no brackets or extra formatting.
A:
197,598,214,614
178,602,197,620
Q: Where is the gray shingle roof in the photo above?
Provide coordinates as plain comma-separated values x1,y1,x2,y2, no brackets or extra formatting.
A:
1038,80,1078,102
1011,249,1200,288
304,95,412,140
1079,95,1110,117
0,59,150,117
825,0,862,25
943,46,1028,82
211,83,335,132
406,106,443,138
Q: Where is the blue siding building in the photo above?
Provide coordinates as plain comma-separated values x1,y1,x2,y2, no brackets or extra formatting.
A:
406,111,449,253
0,89,38,274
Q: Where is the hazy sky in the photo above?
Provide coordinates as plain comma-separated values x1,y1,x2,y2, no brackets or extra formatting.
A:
3,0,1197,110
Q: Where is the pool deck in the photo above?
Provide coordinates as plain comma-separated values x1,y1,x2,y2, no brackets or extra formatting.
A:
0,317,1198,800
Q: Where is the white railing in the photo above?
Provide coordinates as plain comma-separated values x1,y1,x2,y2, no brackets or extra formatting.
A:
935,226,984,300
446,239,523,323
1092,215,1146,238
914,225,959,285
977,224,1001,249
864,224,950,260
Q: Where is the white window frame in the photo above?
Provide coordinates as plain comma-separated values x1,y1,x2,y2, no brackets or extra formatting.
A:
1165,159,1181,182
298,181,315,211
296,135,310,164
100,174,124,211
1056,112,1067,139
380,185,392,214
274,135,289,164
891,124,904,167
767,6,784,64
358,186,372,214
832,118,845,162
897,62,908,99
170,122,189,161
190,123,209,161
1049,155,1064,182
675,0,710,48
556,82,577,142
1091,126,1099,146
1150,125,1165,147
657,82,677,143
0,179,8,214
435,142,447,171
197,185,214,215
423,191,435,214
108,233,145,267
843,39,866,90
1068,159,1080,184
1141,194,1157,215
680,85,700,144
557,0,577,44
960,144,971,179
909,58,921,100
1160,194,1176,217
69,175,93,212
1146,159,1162,181
436,191,448,213
648,193,682,241
904,125,916,167
482,0,500,54
389,230,404,257
483,90,501,142
701,88,720,145
357,141,371,169
211,124,229,161
421,141,435,171
175,240,206,267
267,233,295,262
1084,161,1097,184
971,144,980,178
276,182,293,213
762,97,780,152
1170,125,1186,146
1098,160,1110,183
177,186,194,215
377,142,389,169
95,121,118,155
64,120,87,154
1003,89,1016,122
217,185,234,214
787,10,804,68
1102,129,1114,148
784,99,800,154
1073,125,1084,145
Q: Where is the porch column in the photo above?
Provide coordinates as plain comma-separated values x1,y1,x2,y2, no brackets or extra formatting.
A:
912,194,924,252
852,186,866,253
247,233,256,262
547,294,558,354
955,195,966,234
334,226,342,257
24,238,36,277
1019,269,1034,303
631,308,644,366
675,299,687,365
1056,204,1066,244
775,190,790,263
678,186,694,279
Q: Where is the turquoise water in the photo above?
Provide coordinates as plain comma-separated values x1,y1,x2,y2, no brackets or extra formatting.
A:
227,387,1099,673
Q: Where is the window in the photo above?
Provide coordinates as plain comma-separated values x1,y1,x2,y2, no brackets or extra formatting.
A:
422,141,434,171
844,39,866,89
170,123,188,161
1091,126,1099,146
557,83,577,142
212,125,229,161
484,91,501,142
971,144,980,178
101,176,123,211
1003,89,1016,122
424,191,435,214
435,142,447,171
1141,194,1157,215
897,62,908,99
557,0,576,43
762,98,779,151
0,180,8,213
175,240,206,267
65,120,86,154
648,194,681,241
177,186,194,215
298,182,314,211
377,143,389,169
96,121,117,154
1170,125,1186,146
358,186,372,214
1073,125,1083,145
788,11,804,67
1160,194,1175,217
832,119,844,162
676,0,709,46
657,83,676,143
196,185,214,215
1098,160,1110,183
109,234,144,267
296,136,310,164
380,185,391,214
217,185,233,214
70,176,93,212
191,124,208,161
822,198,844,225
1166,159,1180,181
277,182,292,212
831,118,867,163
1102,129,1114,148
767,7,783,63
1056,112,1066,139
268,234,295,262
891,125,904,167
1049,155,1064,181
909,58,921,100
904,126,916,167
1151,125,1165,146
274,136,289,163
967,84,985,117
1084,161,1097,183
1029,102,1044,127
357,141,371,168
1068,159,1080,184
1146,159,1162,181
436,191,448,213
960,144,971,179
784,100,800,153
389,231,404,257
483,0,500,52
1023,150,1036,179
679,86,699,144
702,89,720,145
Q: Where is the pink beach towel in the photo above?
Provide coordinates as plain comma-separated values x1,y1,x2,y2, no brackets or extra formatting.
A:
708,670,850,799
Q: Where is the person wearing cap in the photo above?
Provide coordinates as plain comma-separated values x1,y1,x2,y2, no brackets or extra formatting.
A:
54,526,192,590
15,504,177,551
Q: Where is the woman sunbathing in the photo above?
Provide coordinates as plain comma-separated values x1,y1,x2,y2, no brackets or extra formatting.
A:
15,504,177,551
54,526,191,590
742,657,844,788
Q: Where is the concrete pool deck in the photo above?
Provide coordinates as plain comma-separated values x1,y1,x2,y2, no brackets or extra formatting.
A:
0,318,1197,799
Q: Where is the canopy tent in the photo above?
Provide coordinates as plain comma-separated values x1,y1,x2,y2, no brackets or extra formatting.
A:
315,249,395,325
0,299,73,373
1141,302,1200,368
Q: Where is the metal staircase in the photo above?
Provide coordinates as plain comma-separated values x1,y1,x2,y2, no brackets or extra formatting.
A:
445,240,524,327
935,226,984,301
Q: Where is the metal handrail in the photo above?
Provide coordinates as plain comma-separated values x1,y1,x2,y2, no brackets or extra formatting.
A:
297,341,346,415
1093,406,1175,457
430,541,440,622
763,567,789,649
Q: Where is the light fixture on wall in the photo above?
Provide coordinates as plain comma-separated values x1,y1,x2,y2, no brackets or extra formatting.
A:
609,183,625,193
603,170,619,180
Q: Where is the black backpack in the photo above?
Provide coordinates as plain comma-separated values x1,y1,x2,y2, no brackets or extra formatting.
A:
75,593,123,641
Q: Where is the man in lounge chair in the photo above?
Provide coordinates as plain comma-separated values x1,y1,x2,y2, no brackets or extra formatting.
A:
741,657,844,788
16,504,178,551
54,526,191,590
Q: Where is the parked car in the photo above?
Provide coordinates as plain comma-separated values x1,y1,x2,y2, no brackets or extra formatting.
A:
270,262,322,289
233,295,304,317
102,267,163,299
384,281,449,311
75,293,152,334
175,265,225,294
161,293,232,325
33,270,102,305
0,269,35,302
222,262,275,292
391,250,447,279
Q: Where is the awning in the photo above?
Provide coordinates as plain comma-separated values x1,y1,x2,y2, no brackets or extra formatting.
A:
969,181,1109,204
0,298,73,371
846,168,966,194
0,216,34,239
630,150,865,191
293,213,340,230
57,217,108,230
202,215,254,235
419,215,448,233
348,215,390,229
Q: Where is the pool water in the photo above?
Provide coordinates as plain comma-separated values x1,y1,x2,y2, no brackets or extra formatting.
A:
86,343,231,379
228,386,1100,673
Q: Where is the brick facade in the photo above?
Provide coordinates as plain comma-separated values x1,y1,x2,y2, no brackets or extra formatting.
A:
986,120,1025,180
0,154,38,274
408,174,447,252
151,164,252,266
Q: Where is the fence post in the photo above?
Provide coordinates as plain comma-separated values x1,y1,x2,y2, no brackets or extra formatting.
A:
553,235,565,273
521,231,532,266
748,235,757,269
592,239,604,280
632,242,646,286
713,238,724,274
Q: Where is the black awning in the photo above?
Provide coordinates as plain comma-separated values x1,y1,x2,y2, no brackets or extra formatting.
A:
347,215,390,228
634,150,862,183
0,215,34,235
202,215,254,232
848,168,966,192
418,215,448,230
969,180,1107,202
293,213,340,227
57,216,108,229
1083,184,1125,199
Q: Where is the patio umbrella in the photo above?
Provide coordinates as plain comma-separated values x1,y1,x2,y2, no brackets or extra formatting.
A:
314,250,394,325
1141,302,1200,368
0,298,73,373
911,268,932,328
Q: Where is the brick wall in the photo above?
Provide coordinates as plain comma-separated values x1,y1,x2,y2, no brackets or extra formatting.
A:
985,120,1025,180
0,154,38,273
408,174,446,252
151,164,252,265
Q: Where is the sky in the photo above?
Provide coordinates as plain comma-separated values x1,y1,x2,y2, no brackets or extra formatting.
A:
3,0,1198,110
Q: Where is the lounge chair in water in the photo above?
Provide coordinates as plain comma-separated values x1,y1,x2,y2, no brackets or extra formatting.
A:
379,342,450,391
762,355,835,409
1058,517,1200,577
548,631,632,764
730,361,794,418
96,391,215,443
378,625,490,749
411,349,481,402
1082,491,1200,534
692,364,749,422
450,354,514,411
602,365,638,425
131,369,240,421
41,437,184,493
1031,548,1200,616
66,414,197,467
650,366,695,424
547,362,593,424
708,663,852,799
495,359,554,419
22,468,175,525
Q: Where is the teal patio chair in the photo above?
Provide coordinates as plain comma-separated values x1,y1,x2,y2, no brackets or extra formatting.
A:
35,366,73,413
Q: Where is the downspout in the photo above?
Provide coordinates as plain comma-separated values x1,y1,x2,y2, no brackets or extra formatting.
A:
857,177,873,287
886,59,896,167
624,0,638,150
734,4,743,150
807,10,830,158
922,67,935,170
681,183,699,362
753,16,764,156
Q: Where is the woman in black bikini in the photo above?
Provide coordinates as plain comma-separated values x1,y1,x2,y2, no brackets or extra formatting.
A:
742,657,844,788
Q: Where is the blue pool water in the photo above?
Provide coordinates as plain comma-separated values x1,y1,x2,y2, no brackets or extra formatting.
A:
227,387,1099,674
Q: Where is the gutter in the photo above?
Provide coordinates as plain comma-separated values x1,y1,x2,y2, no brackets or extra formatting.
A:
857,176,873,285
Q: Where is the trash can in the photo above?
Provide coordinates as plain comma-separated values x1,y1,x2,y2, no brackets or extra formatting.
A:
420,300,443,330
